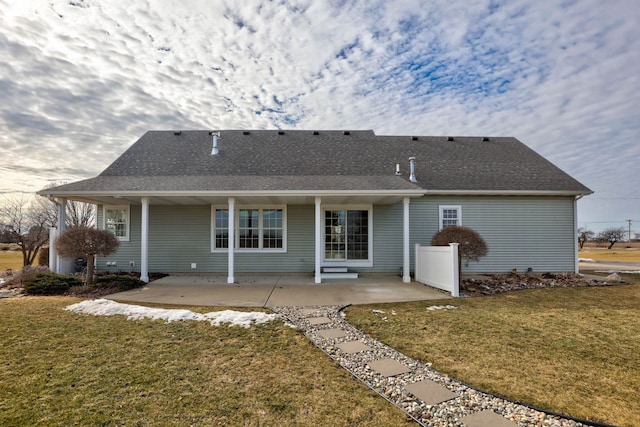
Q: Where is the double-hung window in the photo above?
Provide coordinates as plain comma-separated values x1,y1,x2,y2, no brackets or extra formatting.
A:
103,205,130,241
212,206,286,252
439,205,462,229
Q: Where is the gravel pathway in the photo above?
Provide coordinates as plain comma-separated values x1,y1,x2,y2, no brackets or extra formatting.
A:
272,305,591,427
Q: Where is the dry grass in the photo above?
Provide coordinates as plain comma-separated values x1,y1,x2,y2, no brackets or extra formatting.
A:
346,282,640,427
0,297,406,426
579,246,640,262
0,249,23,271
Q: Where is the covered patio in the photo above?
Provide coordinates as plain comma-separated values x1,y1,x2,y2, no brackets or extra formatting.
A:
105,273,450,307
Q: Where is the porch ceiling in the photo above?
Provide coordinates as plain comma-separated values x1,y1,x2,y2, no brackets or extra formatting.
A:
56,193,420,206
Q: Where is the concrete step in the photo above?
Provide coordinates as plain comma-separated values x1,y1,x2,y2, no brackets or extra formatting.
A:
320,271,359,279
322,267,349,273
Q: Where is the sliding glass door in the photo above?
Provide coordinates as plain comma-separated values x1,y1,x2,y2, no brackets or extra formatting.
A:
324,209,369,262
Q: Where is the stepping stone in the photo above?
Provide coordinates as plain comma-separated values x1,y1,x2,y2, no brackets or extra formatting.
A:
299,308,321,316
317,328,349,339
404,379,458,405
460,410,518,427
336,341,372,353
308,316,332,325
368,358,411,377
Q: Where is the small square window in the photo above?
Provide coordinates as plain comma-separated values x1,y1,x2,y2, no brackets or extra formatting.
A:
439,205,461,229
104,205,130,241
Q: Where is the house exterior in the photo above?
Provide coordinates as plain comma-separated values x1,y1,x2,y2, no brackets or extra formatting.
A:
39,130,592,283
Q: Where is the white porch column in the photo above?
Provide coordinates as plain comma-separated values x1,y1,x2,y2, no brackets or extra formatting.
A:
55,198,67,274
574,197,580,274
49,227,58,272
315,196,322,284
402,197,411,283
227,197,235,283
140,197,149,283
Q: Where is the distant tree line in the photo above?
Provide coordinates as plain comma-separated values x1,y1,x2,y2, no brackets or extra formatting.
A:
578,227,628,250
0,195,95,267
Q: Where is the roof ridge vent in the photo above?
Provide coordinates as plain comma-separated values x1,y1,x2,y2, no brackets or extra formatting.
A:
278,131,285,135
412,136,418,141
343,131,350,135
482,137,489,141
174,130,182,135
447,136,454,141
313,131,319,135
243,131,250,135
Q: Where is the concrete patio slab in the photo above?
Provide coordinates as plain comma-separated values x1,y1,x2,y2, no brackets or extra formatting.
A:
106,273,450,307
404,379,458,405
368,358,411,377
317,329,349,340
460,410,518,427
336,341,373,353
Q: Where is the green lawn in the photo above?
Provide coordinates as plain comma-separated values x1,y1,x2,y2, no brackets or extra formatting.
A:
0,297,406,426
346,281,640,427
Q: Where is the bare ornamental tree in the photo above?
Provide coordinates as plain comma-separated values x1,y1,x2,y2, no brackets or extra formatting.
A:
54,226,119,284
577,227,595,249
597,227,626,250
0,196,57,266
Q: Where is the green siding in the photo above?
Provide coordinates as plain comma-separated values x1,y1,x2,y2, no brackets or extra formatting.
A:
370,204,404,273
98,204,316,273
96,205,142,273
234,205,315,273
409,196,577,273
97,196,577,275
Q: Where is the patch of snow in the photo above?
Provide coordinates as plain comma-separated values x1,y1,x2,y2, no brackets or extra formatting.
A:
596,270,640,274
372,309,385,314
426,305,458,311
578,258,596,262
66,299,280,328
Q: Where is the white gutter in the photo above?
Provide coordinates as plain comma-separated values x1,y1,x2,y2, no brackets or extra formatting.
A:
422,189,594,197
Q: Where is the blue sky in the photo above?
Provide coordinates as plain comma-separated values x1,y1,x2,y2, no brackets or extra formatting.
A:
1,0,639,234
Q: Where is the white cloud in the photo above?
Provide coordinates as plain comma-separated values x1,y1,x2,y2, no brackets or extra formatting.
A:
0,0,639,231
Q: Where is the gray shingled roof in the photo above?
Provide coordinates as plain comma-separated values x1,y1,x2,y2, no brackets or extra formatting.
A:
43,130,592,195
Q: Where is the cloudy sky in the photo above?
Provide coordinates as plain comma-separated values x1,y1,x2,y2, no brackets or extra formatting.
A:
1,0,639,233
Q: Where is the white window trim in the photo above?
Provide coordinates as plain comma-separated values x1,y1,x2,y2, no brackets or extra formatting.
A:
211,205,287,253
322,204,373,268
103,204,130,242
438,205,462,230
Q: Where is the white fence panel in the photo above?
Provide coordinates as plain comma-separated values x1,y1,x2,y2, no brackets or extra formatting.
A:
414,243,459,297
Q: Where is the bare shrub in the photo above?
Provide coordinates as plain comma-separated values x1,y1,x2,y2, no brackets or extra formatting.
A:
37,247,49,266
55,227,119,284
431,225,488,267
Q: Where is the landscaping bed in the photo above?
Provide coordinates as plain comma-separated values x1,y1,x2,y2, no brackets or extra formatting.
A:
460,271,623,296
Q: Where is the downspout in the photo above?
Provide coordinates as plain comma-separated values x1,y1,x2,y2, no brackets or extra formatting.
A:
574,195,583,274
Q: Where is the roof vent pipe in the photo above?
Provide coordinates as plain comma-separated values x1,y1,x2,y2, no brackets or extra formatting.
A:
409,157,417,183
211,132,220,155
395,163,401,176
